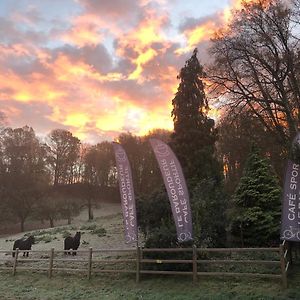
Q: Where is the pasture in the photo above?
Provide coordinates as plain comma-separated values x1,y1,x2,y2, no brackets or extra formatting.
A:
0,266,299,300
0,202,299,299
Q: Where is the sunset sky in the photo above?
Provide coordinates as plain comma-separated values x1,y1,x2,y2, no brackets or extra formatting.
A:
0,0,245,143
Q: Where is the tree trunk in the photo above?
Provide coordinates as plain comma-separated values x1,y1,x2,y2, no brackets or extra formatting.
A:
67,214,72,225
20,219,25,232
49,217,54,228
240,223,244,248
88,198,94,220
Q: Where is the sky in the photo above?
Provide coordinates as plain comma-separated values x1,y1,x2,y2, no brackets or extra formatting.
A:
0,0,248,143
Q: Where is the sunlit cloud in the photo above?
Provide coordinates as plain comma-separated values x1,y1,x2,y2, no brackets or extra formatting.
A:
0,0,249,142
116,8,170,82
128,48,158,81
177,0,266,54
61,14,105,47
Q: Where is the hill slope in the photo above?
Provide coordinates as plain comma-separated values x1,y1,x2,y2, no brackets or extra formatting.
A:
0,202,136,256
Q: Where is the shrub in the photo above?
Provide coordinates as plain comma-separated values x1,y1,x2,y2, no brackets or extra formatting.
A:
90,228,106,237
62,231,72,238
80,224,97,231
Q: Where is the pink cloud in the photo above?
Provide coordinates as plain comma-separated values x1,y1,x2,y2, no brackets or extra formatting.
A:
0,0,242,142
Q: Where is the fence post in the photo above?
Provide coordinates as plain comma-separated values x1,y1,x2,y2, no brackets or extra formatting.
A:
192,245,197,283
136,246,141,283
87,247,93,280
280,244,288,289
12,248,19,276
48,248,54,278
288,241,293,266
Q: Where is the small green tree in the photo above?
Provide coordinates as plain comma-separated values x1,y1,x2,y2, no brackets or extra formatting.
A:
191,179,227,247
231,145,281,246
137,189,174,241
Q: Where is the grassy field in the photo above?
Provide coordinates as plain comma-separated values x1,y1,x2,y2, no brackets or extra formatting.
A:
0,264,299,300
0,203,299,299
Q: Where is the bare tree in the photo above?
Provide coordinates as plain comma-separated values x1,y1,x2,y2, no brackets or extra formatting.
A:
82,141,114,220
47,129,81,185
0,126,49,231
209,0,300,148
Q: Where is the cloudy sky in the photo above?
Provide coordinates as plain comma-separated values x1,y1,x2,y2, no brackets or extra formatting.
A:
0,0,246,143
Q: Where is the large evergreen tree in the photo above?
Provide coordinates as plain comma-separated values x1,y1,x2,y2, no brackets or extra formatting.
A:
171,48,220,184
231,145,281,247
171,49,227,247
138,49,227,248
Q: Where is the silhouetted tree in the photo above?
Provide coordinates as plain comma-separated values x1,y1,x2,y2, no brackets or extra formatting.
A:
171,48,221,185
139,129,170,195
83,141,115,219
47,129,81,185
139,50,226,248
0,126,49,231
117,132,144,194
217,110,285,194
209,0,300,150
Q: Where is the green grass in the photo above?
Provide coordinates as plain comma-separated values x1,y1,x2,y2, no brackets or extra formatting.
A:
80,223,98,231
23,228,72,244
90,227,106,237
28,226,75,237
0,263,299,300
80,223,107,237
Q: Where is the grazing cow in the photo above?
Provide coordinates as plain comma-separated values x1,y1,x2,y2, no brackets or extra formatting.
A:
64,231,81,255
12,235,35,257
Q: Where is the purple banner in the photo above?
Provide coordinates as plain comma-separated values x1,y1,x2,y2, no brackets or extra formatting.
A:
281,160,300,241
149,138,193,242
113,142,137,244
281,133,300,241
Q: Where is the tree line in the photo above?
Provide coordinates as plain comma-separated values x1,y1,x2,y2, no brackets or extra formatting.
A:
1,0,299,247
0,124,171,232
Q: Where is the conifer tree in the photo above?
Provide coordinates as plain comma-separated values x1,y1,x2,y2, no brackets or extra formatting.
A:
171,48,220,184
231,145,281,246
170,49,226,247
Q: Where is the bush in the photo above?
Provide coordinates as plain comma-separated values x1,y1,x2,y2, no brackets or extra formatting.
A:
62,231,71,238
90,227,106,237
35,234,57,243
80,223,97,231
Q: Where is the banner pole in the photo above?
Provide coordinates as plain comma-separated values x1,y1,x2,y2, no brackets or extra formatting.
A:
112,142,138,245
149,138,193,243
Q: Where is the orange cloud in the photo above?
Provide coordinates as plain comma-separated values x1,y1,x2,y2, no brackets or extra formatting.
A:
2,0,259,142
95,102,173,136
178,0,267,54
232,0,267,10
223,0,269,22
0,71,66,104
0,44,32,57
116,10,169,81
61,14,105,47
128,48,158,81
183,21,218,51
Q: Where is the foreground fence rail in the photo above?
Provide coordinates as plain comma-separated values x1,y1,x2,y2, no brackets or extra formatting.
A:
0,243,294,288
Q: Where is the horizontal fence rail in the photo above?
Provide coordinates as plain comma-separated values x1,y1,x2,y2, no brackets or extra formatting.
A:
0,243,293,288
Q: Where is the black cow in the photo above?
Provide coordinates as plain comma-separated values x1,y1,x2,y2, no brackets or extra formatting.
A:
12,235,35,257
64,231,81,255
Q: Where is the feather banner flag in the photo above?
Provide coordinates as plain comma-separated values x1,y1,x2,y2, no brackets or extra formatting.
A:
149,138,193,242
281,132,300,242
113,142,137,244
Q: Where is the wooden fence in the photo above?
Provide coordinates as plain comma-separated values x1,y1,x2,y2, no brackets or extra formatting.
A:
0,242,295,288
